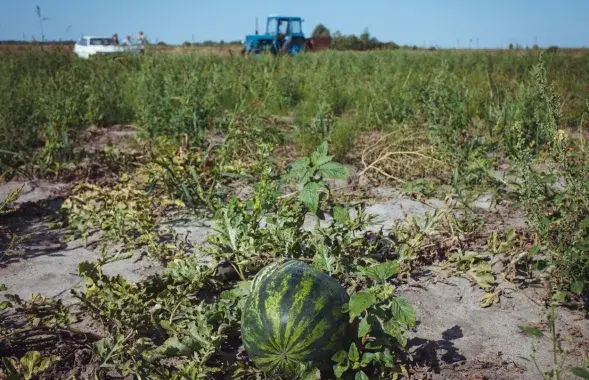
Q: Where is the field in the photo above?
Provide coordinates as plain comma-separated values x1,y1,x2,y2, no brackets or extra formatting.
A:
1,48,589,379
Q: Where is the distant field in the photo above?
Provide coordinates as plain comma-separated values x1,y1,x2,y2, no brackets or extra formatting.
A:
0,41,244,55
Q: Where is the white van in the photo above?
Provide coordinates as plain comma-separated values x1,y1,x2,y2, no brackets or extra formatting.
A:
73,36,144,59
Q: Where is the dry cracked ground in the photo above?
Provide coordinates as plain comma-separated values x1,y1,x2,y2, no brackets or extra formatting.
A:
2,177,588,380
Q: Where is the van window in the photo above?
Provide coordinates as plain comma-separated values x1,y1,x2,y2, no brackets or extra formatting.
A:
78,38,88,46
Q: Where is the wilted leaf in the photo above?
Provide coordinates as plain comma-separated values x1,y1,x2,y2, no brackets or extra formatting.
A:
389,297,416,327
480,290,500,308
20,350,42,379
467,262,494,289
348,291,377,320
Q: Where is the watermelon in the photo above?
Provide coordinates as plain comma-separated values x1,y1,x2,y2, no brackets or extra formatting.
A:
241,260,350,375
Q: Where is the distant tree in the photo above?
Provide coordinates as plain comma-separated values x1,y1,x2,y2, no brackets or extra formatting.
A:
312,24,331,38
508,43,514,50
156,41,167,46
546,45,558,53
182,41,192,47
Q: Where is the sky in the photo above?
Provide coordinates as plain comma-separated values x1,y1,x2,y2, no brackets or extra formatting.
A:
0,0,588,48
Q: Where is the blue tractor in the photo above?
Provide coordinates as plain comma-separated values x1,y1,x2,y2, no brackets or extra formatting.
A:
242,15,309,56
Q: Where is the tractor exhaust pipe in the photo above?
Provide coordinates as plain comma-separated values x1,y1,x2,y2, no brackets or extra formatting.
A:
255,17,258,35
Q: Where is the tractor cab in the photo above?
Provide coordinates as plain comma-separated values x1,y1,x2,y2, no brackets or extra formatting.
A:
243,15,307,55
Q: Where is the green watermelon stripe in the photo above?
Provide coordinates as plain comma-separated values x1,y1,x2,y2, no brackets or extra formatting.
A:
241,260,350,375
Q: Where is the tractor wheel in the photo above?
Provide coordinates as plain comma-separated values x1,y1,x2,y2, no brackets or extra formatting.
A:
281,38,306,55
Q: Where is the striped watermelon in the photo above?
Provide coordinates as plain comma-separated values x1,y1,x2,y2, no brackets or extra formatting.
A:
241,260,351,375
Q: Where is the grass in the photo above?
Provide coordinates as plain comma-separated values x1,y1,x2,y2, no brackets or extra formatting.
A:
1,48,589,379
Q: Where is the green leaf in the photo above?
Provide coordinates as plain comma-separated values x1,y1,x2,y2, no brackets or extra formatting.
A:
519,325,544,337
220,280,251,300
389,297,416,327
348,291,377,320
318,161,349,180
0,284,6,291
348,342,360,362
360,352,375,365
332,350,348,364
300,182,320,213
357,317,371,338
571,281,584,295
316,141,329,158
579,217,589,230
355,370,369,380
571,368,589,379
333,363,348,378
313,153,334,167
0,301,12,311
332,205,350,224
303,367,321,380
359,260,400,282
381,318,407,347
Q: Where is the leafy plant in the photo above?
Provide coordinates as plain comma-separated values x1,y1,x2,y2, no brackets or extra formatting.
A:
284,141,349,214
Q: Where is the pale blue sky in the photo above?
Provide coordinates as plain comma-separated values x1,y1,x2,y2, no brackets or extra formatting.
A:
0,0,588,48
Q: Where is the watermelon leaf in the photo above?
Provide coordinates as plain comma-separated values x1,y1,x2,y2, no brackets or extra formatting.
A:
332,205,350,224
389,297,416,327
349,291,377,320
571,368,589,379
519,325,544,337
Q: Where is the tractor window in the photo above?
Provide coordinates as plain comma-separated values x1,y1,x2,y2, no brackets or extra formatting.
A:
290,20,302,34
267,18,278,35
278,20,288,35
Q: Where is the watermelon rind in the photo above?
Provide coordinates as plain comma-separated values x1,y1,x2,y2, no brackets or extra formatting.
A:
241,259,351,375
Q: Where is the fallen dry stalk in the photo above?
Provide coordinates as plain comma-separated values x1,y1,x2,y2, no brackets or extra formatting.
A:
358,128,450,183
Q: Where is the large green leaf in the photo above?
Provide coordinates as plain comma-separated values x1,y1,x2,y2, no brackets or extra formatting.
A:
389,297,416,327
571,368,589,379
348,291,377,320
300,182,320,213
318,162,349,180
359,261,400,283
